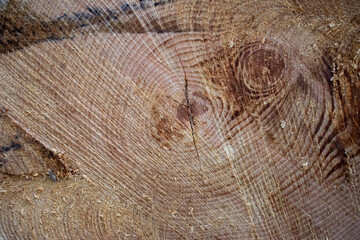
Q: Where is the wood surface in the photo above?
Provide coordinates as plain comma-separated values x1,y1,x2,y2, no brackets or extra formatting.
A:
0,0,359,239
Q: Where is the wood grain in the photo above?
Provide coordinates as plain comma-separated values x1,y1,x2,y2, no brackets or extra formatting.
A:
0,0,359,239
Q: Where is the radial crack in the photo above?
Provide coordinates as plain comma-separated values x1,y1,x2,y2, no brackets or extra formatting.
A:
184,78,201,164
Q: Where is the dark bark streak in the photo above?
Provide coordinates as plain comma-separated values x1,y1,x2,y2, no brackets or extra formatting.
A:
0,142,22,169
0,142,21,153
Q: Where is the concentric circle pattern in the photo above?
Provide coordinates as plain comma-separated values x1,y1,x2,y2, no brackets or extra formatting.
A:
0,0,359,239
237,43,287,98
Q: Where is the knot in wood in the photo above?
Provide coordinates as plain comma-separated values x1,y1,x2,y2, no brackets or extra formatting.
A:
176,92,210,124
236,42,287,98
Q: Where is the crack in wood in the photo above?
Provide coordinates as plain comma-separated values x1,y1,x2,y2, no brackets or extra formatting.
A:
184,78,202,171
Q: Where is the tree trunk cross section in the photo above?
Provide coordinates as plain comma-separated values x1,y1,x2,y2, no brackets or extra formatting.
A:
0,0,359,239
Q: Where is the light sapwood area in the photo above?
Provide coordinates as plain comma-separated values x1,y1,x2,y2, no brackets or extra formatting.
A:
0,0,359,239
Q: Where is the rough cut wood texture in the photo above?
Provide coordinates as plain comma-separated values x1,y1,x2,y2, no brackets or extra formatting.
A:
0,0,359,239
